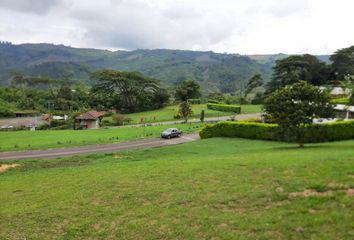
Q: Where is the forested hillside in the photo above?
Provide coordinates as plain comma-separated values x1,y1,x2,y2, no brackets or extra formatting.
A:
0,42,331,93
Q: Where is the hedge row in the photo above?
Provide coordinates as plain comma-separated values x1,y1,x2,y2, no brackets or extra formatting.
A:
207,103,241,113
199,121,354,143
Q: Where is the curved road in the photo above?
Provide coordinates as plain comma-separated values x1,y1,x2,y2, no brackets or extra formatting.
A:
0,133,200,161
0,113,261,161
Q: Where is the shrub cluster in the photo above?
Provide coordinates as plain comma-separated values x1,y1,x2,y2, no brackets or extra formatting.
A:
199,121,354,143
207,103,241,113
331,98,349,105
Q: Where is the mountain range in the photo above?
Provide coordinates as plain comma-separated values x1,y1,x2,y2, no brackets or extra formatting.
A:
0,43,330,93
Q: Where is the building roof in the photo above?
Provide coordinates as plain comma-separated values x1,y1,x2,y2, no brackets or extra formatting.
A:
334,104,354,112
334,104,347,111
76,111,105,120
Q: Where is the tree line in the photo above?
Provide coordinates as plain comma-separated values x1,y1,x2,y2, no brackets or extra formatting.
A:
266,45,354,94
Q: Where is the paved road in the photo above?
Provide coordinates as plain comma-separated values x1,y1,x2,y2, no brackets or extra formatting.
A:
0,133,200,161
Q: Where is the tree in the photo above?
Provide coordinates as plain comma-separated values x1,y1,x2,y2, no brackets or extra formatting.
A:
266,54,328,93
245,73,263,95
330,45,354,80
264,81,333,147
178,101,193,122
200,110,205,122
91,70,169,113
175,80,201,101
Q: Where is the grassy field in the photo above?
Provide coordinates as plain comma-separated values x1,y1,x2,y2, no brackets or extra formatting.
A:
106,104,262,124
0,123,202,152
1,138,353,239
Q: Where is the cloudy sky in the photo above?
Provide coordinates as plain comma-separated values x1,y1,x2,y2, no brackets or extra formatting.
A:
0,0,353,54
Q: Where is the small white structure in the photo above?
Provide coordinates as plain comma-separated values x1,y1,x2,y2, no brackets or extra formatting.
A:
330,87,352,96
52,115,68,120
333,104,354,120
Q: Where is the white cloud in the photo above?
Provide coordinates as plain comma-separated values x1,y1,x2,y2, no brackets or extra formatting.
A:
0,0,353,54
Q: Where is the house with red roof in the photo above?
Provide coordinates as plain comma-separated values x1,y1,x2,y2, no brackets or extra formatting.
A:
75,111,105,129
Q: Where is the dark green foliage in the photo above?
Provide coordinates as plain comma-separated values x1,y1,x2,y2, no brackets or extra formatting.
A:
0,99,16,117
199,122,276,140
207,103,241,113
264,81,333,147
245,73,263,95
266,54,329,93
175,80,201,101
0,43,278,93
0,84,90,115
199,121,354,143
200,110,205,122
91,69,169,113
178,101,193,122
330,45,354,80
350,94,354,105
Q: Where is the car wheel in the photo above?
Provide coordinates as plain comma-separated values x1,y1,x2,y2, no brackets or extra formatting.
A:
167,135,171,139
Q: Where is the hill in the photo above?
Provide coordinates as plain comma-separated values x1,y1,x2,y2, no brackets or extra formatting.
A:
0,42,329,93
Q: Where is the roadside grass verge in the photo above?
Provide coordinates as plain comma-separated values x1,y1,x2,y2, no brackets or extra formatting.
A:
1,138,353,239
0,123,202,152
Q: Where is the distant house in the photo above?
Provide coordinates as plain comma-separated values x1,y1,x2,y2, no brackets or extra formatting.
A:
75,111,105,129
333,104,354,120
330,87,352,97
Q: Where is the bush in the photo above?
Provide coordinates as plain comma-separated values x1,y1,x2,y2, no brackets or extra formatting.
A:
207,103,241,113
112,113,131,126
200,122,275,140
199,121,354,143
188,99,201,104
173,113,182,119
331,98,349,105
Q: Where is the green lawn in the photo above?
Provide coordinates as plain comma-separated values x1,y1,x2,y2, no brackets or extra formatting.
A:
0,123,202,152
106,104,261,124
1,138,353,239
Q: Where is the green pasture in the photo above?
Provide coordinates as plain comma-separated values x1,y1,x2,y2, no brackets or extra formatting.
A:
106,104,262,124
1,138,353,239
0,123,202,152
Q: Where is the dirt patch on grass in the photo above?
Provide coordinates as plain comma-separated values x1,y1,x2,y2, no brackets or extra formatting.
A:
346,189,354,197
113,154,134,160
288,189,333,198
328,182,349,190
0,164,20,173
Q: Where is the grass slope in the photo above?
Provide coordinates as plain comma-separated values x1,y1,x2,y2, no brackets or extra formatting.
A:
114,104,261,124
0,123,202,152
1,138,353,239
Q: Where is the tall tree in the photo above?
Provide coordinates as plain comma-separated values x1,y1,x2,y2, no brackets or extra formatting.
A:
264,81,333,147
91,70,169,113
330,45,354,80
266,54,328,93
178,101,193,122
245,73,263,95
175,80,201,101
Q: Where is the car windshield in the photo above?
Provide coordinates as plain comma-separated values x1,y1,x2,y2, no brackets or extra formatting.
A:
165,128,174,132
